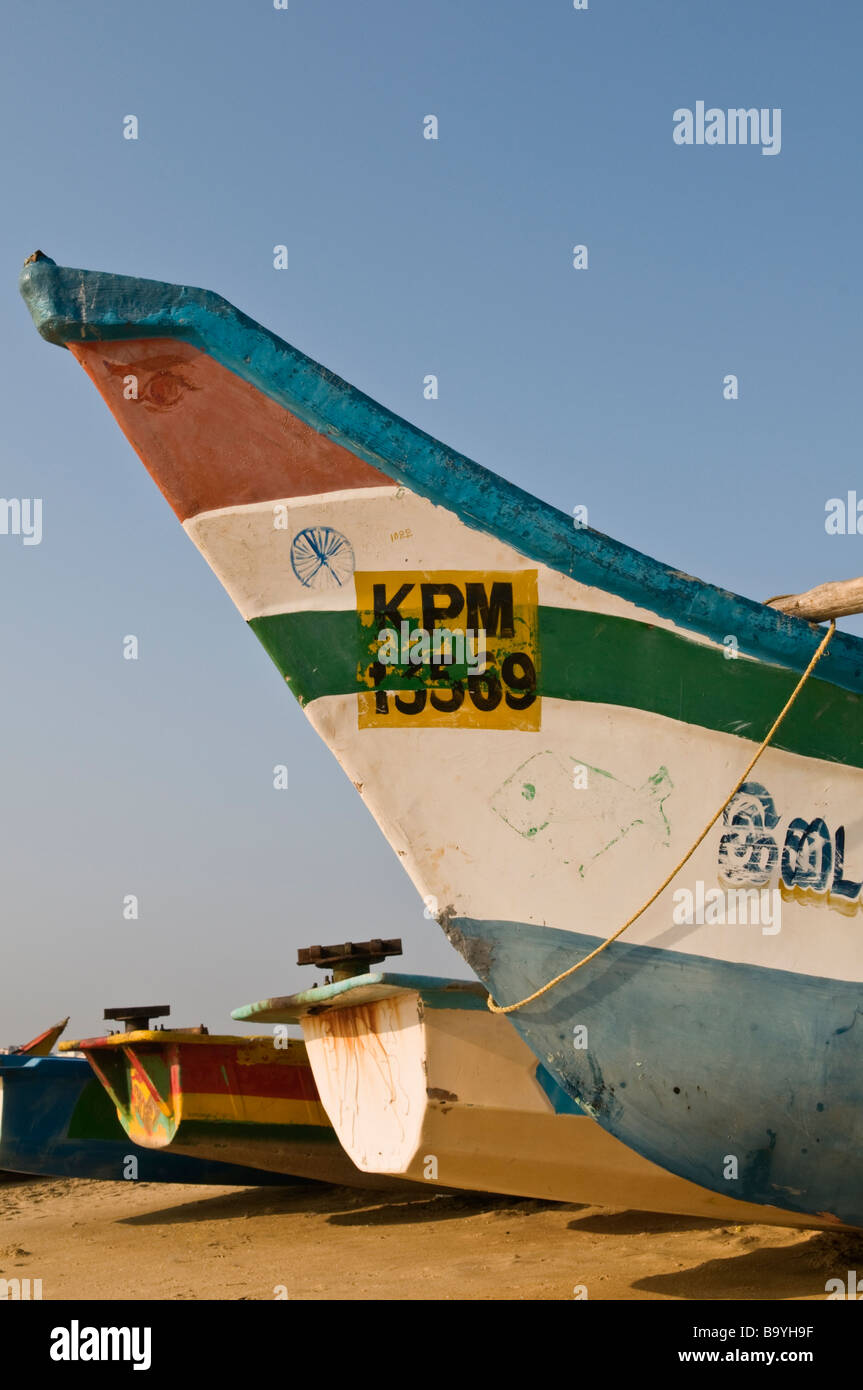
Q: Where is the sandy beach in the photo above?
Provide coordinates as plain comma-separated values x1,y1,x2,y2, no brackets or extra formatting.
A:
2,1177,860,1302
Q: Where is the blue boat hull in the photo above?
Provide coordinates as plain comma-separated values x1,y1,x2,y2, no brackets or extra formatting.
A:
449,917,860,1227
0,1055,300,1186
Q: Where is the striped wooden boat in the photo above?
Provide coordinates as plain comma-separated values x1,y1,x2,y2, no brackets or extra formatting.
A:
0,1019,69,1181
0,1053,301,1185
60,1029,417,1191
21,255,863,1227
235,972,832,1227
1,1018,69,1058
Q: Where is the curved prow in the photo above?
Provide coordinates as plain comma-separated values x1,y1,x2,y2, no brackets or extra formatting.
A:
13,1018,69,1057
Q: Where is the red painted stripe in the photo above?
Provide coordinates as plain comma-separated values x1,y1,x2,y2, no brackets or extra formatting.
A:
69,338,388,521
161,1046,322,1102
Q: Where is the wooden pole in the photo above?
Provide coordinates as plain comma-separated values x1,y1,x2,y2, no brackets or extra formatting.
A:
766,578,863,622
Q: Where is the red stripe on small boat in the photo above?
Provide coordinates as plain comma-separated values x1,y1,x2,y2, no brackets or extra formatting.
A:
163,1046,322,1101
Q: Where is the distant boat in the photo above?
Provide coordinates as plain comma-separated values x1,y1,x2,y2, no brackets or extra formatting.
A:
0,1017,69,1181
61,1022,422,1192
0,1053,301,1185
20,254,863,1227
0,1017,69,1058
233,964,833,1228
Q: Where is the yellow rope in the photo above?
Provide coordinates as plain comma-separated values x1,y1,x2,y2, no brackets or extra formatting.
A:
487,619,837,1015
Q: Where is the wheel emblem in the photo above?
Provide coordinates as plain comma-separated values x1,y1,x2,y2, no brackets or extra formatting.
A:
290,526,355,589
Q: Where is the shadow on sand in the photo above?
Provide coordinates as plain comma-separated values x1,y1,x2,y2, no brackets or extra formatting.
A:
568,1209,733,1237
633,1229,863,1301
120,1184,567,1229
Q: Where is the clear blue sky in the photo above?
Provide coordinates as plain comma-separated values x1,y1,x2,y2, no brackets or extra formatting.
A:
1,0,861,1042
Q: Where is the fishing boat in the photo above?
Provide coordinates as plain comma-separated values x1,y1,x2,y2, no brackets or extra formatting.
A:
61,1006,420,1191
1,1017,70,1058
0,1018,69,1181
234,942,831,1226
0,1051,300,1185
20,253,863,1227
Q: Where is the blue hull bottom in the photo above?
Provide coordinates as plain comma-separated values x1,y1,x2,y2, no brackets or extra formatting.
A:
447,917,863,1227
0,1056,298,1186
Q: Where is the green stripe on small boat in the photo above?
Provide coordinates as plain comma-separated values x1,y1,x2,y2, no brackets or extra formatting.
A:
176,1120,340,1146
67,1078,127,1142
249,607,863,769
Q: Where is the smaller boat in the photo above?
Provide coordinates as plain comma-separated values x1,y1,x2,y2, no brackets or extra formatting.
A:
233,941,833,1227
62,1005,419,1191
0,1018,70,1181
0,1017,70,1058
0,1047,296,1185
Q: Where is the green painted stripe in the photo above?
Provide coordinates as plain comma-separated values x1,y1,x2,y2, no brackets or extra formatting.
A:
251,610,355,702
248,607,863,769
177,1120,339,1146
67,1078,127,1142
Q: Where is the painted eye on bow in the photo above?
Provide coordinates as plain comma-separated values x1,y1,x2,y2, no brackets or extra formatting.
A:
102,355,202,411
140,369,198,410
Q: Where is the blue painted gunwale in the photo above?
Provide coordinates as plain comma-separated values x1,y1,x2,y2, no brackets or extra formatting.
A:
18,257,863,701
451,917,863,1227
232,971,488,1023
0,1054,298,1185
